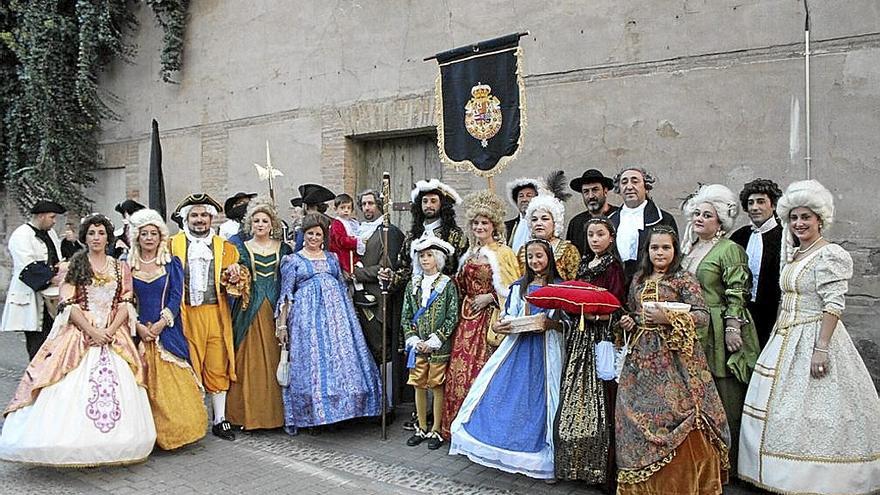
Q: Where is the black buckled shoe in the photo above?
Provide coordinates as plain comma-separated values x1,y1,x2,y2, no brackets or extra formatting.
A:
426,431,445,450
212,420,236,441
406,428,427,446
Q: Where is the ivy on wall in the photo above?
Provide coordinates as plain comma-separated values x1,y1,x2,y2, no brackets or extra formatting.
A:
146,0,189,83
0,0,188,215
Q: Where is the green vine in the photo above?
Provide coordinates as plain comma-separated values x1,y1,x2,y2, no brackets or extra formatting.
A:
0,0,187,215
146,0,189,83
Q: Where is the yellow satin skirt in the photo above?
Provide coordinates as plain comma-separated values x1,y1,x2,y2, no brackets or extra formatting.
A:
142,341,207,450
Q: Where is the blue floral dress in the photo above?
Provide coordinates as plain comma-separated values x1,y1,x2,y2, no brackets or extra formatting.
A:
277,252,382,433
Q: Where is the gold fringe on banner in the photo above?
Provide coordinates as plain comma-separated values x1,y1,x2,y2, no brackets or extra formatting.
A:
434,46,527,179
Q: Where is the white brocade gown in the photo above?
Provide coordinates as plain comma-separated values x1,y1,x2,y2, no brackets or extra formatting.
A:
0,271,156,467
739,244,880,495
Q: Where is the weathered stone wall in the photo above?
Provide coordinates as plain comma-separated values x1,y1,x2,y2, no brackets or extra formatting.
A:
1,1,878,381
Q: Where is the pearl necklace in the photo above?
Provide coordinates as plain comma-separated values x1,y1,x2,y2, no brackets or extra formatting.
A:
795,236,824,255
137,255,158,265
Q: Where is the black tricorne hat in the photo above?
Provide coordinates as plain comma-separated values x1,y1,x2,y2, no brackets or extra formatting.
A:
223,192,258,213
569,169,614,192
114,199,145,217
174,193,223,215
30,200,67,215
298,184,335,206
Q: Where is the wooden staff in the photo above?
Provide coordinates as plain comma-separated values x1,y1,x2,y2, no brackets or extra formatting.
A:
380,171,392,440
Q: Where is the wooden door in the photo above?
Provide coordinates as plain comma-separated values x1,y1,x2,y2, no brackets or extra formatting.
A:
357,133,444,229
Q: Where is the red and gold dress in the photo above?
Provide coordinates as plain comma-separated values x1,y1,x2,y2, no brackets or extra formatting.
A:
440,243,519,439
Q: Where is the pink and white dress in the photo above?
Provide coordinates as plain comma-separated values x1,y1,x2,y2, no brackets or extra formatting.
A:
0,260,156,466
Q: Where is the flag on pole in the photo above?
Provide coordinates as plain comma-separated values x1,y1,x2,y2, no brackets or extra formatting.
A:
149,119,167,220
430,33,527,178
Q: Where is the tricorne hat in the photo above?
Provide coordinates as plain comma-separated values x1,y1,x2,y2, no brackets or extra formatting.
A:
114,199,145,217
410,179,463,205
174,193,223,215
298,184,335,206
570,169,614,192
29,200,66,215
224,192,257,213
412,235,455,256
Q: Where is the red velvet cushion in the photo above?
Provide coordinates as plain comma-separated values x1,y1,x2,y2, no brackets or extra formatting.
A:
526,280,621,315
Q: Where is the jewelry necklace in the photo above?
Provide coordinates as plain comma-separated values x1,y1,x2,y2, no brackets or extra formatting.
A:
138,254,158,264
795,236,824,255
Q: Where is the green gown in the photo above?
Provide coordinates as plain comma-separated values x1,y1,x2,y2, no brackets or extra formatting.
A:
692,238,760,475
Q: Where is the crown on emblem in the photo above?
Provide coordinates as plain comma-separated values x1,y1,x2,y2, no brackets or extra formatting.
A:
471,83,492,98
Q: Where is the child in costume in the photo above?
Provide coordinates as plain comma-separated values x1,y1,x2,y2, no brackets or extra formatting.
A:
400,236,459,450
328,194,364,279
449,238,564,479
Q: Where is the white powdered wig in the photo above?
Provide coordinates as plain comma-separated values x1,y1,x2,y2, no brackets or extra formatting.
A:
525,194,566,239
777,179,835,263
681,183,740,254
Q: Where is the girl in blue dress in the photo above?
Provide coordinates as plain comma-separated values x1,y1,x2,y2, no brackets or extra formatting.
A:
449,238,565,479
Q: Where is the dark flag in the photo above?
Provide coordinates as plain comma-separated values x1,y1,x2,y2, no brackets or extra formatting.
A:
431,33,527,177
149,119,167,220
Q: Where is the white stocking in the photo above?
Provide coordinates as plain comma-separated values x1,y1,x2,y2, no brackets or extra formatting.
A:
211,391,227,425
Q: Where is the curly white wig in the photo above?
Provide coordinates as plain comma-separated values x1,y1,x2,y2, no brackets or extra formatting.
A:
681,184,739,254
525,194,566,239
128,208,172,270
777,180,835,263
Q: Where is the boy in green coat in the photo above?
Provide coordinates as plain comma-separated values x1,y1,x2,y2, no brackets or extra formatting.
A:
401,236,459,449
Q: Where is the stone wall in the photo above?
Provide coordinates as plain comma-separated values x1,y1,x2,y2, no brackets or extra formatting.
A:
1,1,878,382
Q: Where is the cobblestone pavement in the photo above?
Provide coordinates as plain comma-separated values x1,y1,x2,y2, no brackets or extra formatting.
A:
0,333,761,494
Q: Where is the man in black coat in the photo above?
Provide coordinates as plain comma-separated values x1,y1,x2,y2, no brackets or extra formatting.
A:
353,189,406,410
607,167,679,283
730,178,783,347
566,169,619,256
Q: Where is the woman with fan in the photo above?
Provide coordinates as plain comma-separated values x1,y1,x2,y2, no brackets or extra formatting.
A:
449,238,564,480
554,217,625,491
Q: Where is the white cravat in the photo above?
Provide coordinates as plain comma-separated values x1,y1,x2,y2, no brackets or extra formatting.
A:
184,228,216,306
510,214,531,253
420,272,441,307
745,216,778,301
357,217,383,242
424,219,442,235
617,201,647,262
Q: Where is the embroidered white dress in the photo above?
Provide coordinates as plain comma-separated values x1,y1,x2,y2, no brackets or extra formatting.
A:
0,273,156,466
739,244,880,494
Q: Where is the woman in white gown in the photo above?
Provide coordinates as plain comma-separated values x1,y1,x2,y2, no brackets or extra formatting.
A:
738,180,880,495
0,214,156,466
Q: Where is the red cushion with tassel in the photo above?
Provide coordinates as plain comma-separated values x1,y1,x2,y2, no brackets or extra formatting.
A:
526,280,621,315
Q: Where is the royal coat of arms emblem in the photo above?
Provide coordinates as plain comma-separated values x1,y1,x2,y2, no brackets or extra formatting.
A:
464,83,503,147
